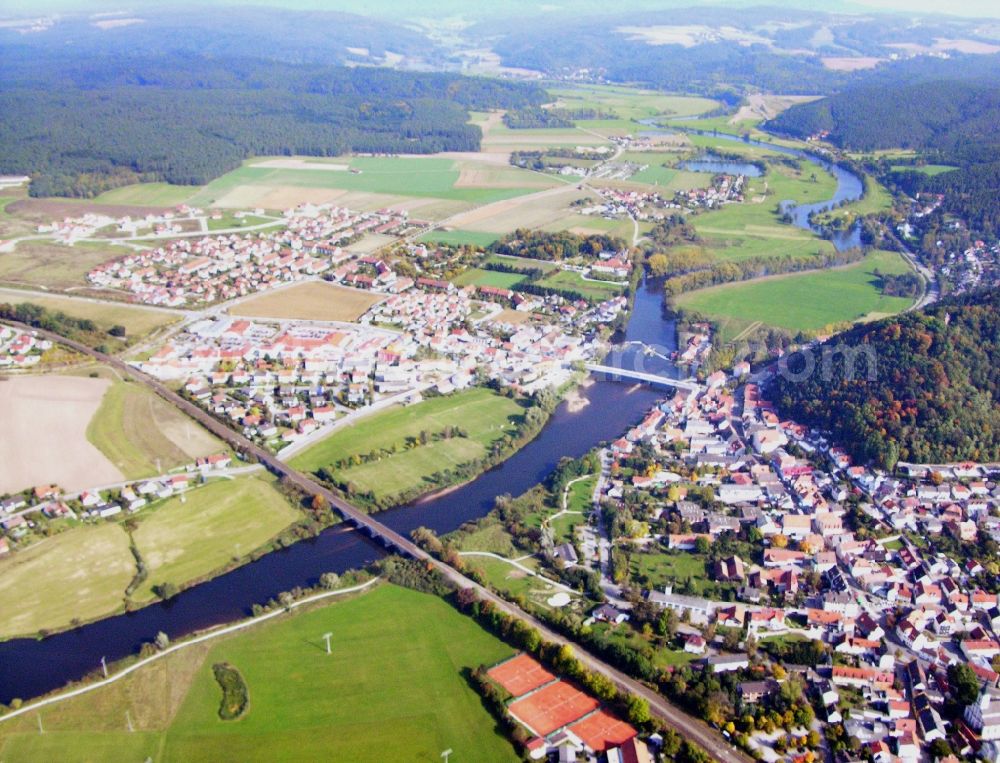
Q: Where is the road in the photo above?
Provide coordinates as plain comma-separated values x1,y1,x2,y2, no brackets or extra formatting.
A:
5,319,749,763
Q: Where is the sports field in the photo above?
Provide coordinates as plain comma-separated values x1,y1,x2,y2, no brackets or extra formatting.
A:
130,475,300,602
86,376,223,479
0,585,519,763
188,156,556,211
0,523,134,638
229,281,383,322
291,388,524,501
675,249,916,338
417,229,501,248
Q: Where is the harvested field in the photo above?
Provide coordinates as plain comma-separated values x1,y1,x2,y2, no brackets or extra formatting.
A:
0,240,126,289
821,56,884,71
229,281,383,322
213,185,347,210
252,159,350,171
6,199,172,219
487,654,555,698
0,375,123,494
568,709,637,752
508,680,598,736
0,289,176,339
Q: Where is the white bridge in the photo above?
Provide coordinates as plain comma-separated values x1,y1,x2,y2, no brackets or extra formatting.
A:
584,363,703,391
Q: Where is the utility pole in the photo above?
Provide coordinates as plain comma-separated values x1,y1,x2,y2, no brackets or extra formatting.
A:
322,632,333,655
101,656,108,678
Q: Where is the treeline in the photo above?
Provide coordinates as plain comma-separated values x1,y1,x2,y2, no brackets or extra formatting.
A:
490,229,625,261
0,302,125,348
0,56,548,198
769,289,1000,469
502,106,615,129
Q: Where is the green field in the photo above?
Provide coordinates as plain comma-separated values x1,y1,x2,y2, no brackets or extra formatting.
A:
452,268,526,289
86,377,223,479
485,253,559,272
676,249,916,338
417,229,501,248
549,85,718,121
189,157,551,208
814,175,894,225
131,476,301,601
890,163,958,177
0,585,519,762
93,183,201,207
291,388,525,501
538,269,625,301
0,476,299,638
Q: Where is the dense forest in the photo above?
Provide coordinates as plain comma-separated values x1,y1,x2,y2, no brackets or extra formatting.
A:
770,289,1000,469
769,78,1000,237
490,230,626,261
0,56,547,197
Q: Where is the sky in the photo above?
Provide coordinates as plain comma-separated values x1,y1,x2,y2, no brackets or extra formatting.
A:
2,0,1000,19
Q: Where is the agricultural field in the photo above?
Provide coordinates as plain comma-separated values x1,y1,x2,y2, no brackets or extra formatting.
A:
85,374,224,480
0,374,124,495
290,388,525,501
890,164,958,177
537,269,625,301
0,585,519,763
452,268,526,289
0,288,177,340
0,522,134,639
92,183,201,207
229,281,383,323
675,249,916,338
188,155,557,213
130,475,301,602
0,475,299,638
548,85,718,122
444,184,593,235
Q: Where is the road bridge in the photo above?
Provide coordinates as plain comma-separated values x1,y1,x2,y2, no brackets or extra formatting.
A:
584,363,703,392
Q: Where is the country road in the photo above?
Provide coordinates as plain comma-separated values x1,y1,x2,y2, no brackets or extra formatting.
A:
3,319,750,763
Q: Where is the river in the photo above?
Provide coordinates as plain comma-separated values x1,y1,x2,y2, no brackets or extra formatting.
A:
0,143,864,703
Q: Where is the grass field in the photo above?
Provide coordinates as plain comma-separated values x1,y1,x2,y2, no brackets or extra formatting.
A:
86,377,222,480
549,85,718,122
131,476,300,602
0,523,134,638
0,585,519,762
538,269,625,301
291,388,525,501
676,249,916,338
229,281,383,322
188,156,554,211
890,163,958,177
0,289,175,339
93,183,201,207
417,229,501,247
814,175,894,225
452,268,527,289
0,240,125,289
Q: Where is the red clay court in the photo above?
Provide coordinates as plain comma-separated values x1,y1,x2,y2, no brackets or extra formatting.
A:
487,654,556,698
508,680,599,736
569,708,637,752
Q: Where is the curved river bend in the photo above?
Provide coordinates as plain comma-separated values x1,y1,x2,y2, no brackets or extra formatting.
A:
0,144,865,703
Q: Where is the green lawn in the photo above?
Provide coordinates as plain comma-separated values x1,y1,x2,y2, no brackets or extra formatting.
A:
629,550,708,589
538,269,624,301
418,229,501,248
485,253,559,272
190,157,545,207
131,476,301,602
675,249,916,337
0,585,519,763
291,389,525,501
93,183,201,207
452,268,527,289
890,164,958,177
86,378,223,480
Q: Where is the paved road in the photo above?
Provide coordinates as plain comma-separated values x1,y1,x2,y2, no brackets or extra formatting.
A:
5,320,749,763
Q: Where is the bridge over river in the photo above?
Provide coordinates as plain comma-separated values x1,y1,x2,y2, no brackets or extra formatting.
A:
584,362,703,392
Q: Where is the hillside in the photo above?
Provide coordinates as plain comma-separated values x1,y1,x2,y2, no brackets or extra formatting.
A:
769,289,1000,469
0,56,547,198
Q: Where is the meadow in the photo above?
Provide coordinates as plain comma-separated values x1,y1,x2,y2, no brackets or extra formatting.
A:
0,288,176,340
86,375,223,480
538,269,625,301
0,240,127,290
290,388,525,501
93,183,201,207
0,585,519,763
890,164,958,177
417,229,501,248
452,268,527,289
675,249,916,338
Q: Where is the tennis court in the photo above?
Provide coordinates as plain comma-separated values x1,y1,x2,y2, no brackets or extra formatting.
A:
508,680,598,736
487,654,556,698
569,708,637,752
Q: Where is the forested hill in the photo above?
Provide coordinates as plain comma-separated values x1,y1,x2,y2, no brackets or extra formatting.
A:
768,78,1000,237
0,56,547,198
769,289,1000,470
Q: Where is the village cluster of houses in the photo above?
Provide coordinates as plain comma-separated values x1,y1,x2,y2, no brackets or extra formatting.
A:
0,454,233,556
0,327,50,367
86,205,413,307
587,364,1000,760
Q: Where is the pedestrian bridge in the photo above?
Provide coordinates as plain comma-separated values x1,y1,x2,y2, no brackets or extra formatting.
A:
584,363,703,392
